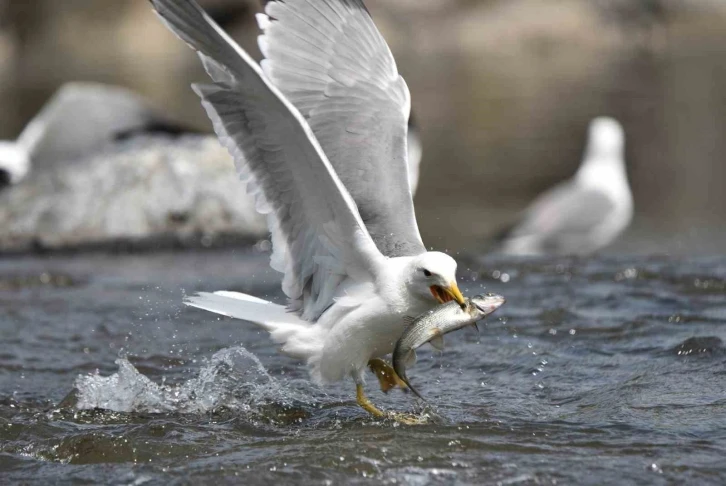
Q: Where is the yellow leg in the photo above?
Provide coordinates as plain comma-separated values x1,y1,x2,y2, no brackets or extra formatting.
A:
368,358,408,393
356,383,386,418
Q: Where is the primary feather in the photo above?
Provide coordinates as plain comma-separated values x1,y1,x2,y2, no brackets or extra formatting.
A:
256,0,424,257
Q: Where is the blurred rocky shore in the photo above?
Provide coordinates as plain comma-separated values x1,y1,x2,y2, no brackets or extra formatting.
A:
0,135,266,253
1,0,726,254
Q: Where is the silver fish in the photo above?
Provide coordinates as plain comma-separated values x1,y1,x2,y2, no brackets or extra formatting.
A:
393,293,506,399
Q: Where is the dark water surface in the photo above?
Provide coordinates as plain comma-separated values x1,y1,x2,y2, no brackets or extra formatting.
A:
1,249,725,485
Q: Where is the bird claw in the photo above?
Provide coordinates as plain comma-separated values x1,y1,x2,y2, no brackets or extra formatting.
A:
356,384,424,424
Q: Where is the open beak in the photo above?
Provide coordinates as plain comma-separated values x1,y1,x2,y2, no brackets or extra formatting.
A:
430,282,466,307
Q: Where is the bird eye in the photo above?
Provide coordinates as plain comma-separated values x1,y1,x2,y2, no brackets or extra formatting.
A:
422,269,432,277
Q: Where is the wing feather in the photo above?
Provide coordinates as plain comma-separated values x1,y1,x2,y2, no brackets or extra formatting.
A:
258,0,426,257
150,0,384,321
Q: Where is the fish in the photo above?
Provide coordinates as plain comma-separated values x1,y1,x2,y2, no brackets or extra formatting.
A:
393,293,506,399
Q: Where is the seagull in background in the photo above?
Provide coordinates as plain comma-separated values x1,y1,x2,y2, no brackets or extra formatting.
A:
497,117,633,256
0,82,189,188
150,0,467,422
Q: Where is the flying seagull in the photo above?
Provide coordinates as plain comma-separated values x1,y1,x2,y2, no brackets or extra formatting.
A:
149,0,467,421
0,82,189,187
496,117,633,256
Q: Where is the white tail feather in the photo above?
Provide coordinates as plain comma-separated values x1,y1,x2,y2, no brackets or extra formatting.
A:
184,291,322,360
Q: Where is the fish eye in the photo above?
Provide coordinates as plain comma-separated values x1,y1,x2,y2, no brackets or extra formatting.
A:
422,269,432,277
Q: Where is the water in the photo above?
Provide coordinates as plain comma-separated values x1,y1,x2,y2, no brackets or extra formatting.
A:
1,248,726,484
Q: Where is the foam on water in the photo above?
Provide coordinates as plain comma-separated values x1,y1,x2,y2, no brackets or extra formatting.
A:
74,346,311,414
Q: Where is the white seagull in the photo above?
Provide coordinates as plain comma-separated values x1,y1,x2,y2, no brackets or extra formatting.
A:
497,117,633,256
0,82,181,187
149,0,466,420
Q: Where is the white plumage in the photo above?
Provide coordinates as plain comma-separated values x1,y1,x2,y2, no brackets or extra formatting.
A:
498,117,633,256
150,0,466,416
0,83,169,186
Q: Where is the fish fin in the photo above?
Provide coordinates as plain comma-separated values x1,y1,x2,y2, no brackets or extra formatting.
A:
406,379,426,401
430,335,445,351
472,322,480,333
402,315,416,326
405,349,417,367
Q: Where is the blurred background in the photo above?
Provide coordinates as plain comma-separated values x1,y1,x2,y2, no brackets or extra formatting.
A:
1,0,725,255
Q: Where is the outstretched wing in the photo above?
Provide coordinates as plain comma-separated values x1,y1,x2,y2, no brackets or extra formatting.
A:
257,0,426,257
150,0,384,321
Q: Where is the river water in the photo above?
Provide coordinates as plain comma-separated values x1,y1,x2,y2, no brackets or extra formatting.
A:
1,248,725,484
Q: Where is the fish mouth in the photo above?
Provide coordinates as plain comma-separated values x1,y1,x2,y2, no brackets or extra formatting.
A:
430,283,466,306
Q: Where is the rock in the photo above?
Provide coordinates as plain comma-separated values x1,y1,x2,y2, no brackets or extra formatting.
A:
671,336,725,357
0,134,267,252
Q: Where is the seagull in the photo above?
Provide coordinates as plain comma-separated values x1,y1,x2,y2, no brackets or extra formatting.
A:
149,0,467,420
496,117,633,256
0,141,27,188
0,82,188,187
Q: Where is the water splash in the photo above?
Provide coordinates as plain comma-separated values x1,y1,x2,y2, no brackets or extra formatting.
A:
74,346,311,414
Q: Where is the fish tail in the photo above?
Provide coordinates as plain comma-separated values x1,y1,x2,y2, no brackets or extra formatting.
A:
402,374,426,401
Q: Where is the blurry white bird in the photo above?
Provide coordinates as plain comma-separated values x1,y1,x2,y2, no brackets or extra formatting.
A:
149,0,466,420
0,141,28,187
0,82,187,187
497,117,633,256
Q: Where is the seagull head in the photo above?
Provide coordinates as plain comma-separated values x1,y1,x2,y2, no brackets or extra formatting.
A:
587,116,624,159
0,141,29,186
577,117,627,188
407,251,465,307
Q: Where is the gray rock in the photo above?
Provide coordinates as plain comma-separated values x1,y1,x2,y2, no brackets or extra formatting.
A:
0,135,267,252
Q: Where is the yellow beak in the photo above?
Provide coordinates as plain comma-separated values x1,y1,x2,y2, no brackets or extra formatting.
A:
430,282,466,306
